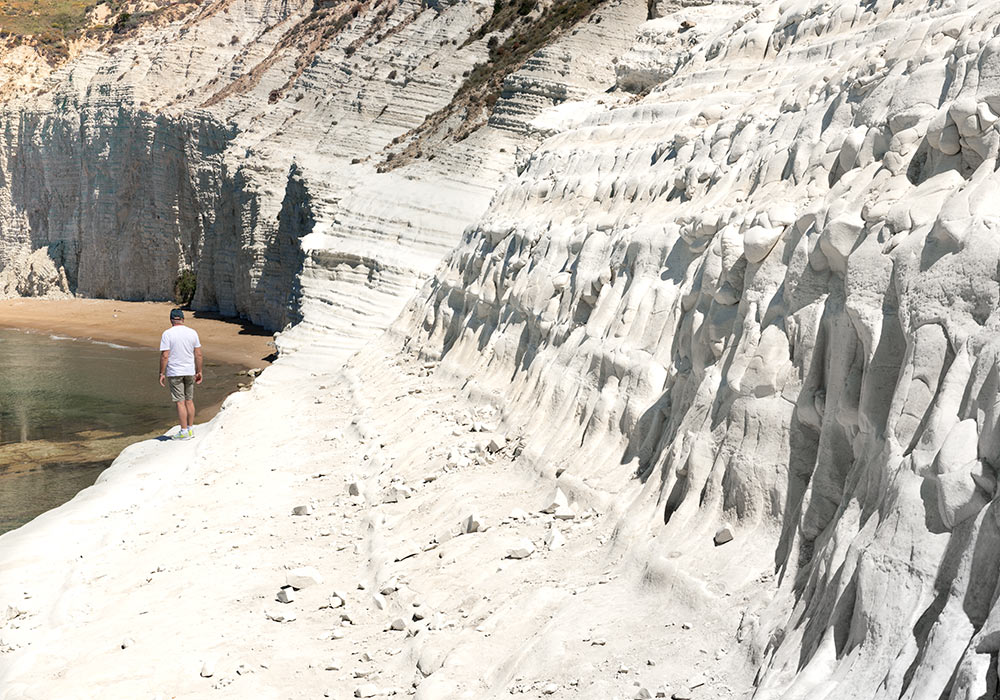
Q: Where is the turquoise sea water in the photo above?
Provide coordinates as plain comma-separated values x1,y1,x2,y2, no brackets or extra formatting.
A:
0,329,242,534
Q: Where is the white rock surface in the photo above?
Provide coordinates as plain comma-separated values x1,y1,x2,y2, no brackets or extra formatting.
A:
286,567,323,590
506,539,536,560
3,0,1000,695
462,512,485,535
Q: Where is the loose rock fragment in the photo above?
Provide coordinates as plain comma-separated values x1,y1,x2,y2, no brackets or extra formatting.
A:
541,488,569,514
552,504,576,520
463,511,485,534
544,526,565,549
276,586,296,603
383,484,413,503
286,567,323,589
200,661,214,678
292,505,313,516
265,609,296,623
487,436,507,453
714,525,734,546
355,684,378,698
347,482,362,496
506,539,536,559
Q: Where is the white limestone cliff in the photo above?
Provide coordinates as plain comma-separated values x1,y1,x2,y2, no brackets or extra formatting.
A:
393,0,1000,696
4,0,1000,696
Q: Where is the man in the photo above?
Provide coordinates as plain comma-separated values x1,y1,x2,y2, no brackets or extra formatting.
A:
158,308,203,440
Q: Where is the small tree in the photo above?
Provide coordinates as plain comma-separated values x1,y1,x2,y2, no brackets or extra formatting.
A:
174,270,197,306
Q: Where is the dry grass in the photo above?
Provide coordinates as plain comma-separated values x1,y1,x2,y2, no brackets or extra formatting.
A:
378,0,606,171
0,0,190,64
0,0,97,37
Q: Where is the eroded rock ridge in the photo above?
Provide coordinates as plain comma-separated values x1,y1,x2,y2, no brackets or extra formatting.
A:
5,0,1000,696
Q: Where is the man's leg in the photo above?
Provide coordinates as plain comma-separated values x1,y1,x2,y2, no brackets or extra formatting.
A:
175,400,189,430
184,399,195,428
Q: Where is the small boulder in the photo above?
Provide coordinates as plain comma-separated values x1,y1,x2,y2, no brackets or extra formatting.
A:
552,504,576,520
463,512,485,534
292,504,313,516
506,539,536,559
382,484,413,503
286,567,323,589
276,586,296,604
390,617,408,631
541,488,569,514
347,482,362,496
487,436,507,454
265,608,296,623
714,525,734,546
544,527,565,550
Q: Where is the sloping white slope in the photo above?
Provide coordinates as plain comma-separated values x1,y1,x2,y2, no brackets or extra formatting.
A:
395,0,1000,696
3,0,1000,695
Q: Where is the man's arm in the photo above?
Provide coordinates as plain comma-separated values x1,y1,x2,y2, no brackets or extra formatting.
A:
159,350,169,386
194,347,203,384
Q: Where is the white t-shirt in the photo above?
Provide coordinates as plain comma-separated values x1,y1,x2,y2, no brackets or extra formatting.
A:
160,325,202,377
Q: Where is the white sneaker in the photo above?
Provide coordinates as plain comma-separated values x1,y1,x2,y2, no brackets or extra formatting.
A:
183,428,194,440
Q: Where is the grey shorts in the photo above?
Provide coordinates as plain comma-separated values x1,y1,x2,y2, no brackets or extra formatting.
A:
167,375,195,402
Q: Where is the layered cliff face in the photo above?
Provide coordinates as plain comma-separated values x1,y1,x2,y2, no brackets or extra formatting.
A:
7,0,1000,695
394,0,1000,697
0,0,641,344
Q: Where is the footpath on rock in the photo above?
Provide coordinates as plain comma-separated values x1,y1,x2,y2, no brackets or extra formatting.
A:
0,337,758,699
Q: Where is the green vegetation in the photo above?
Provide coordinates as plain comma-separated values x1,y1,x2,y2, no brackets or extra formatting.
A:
0,0,96,37
0,0,145,63
173,270,197,306
463,0,606,108
381,0,606,171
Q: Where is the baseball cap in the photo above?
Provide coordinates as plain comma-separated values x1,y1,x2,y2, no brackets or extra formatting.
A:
170,309,184,320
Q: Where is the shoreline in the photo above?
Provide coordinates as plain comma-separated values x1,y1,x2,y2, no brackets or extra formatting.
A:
0,298,276,370
0,298,277,533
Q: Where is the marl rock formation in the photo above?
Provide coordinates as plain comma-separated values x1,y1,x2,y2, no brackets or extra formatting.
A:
5,0,1000,696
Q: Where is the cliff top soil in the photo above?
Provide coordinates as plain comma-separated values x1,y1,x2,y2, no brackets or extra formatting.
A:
0,298,275,370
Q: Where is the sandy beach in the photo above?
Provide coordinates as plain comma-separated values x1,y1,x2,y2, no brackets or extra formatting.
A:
0,298,275,370
0,298,279,531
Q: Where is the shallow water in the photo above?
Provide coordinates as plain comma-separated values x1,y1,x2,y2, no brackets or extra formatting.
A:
0,329,246,534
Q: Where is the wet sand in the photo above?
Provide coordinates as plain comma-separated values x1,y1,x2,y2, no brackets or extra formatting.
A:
0,298,276,369
0,299,278,533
